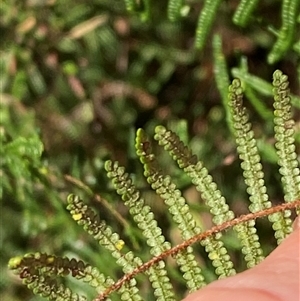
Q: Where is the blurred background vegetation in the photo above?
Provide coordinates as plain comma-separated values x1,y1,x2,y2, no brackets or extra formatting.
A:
1,0,299,300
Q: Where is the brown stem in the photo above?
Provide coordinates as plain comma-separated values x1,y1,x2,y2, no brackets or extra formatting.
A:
93,199,300,301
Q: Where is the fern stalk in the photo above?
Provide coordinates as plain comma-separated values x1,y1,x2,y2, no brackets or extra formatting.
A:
195,0,223,50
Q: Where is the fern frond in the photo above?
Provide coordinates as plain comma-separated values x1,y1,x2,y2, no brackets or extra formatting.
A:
104,161,170,257
269,70,300,243
104,160,176,301
8,253,112,301
195,0,223,50
67,195,143,301
154,126,236,278
174,246,204,292
272,70,300,205
229,79,272,213
135,128,205,291
136,129,201,240
233,220,263,268
233,0,259,27
267,0,300,64
228,79,269,266
228,74,296,246
167,0,184,22
154,126,234,225
231,67,300,109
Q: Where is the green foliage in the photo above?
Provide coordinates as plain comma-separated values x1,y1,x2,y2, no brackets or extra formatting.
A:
0,132,43,200
135,129,205,290
67,194,143,301
105,161,176,299
233,0,259,27
167,0,184,22
2,1,299,301
267,0,300,64
212,34,232,133
195,0,223,50
231,66,300,110
122,0,300,61
7,252,110,301
228,79,274,263
229,79,272,213
7,70,300,300
272,70,300,205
